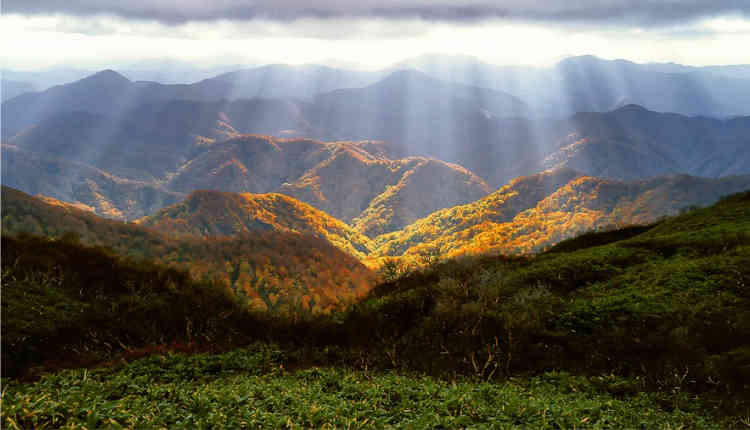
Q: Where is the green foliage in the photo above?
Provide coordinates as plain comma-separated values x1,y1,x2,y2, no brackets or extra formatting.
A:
1,346,728,429
1,235,255,377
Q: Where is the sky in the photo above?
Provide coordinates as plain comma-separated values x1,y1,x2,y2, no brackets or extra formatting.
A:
2,0,750,70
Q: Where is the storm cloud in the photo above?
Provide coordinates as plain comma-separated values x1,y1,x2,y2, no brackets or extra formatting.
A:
4,0,749,26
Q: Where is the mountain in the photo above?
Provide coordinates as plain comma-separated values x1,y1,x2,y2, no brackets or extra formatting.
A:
396,54,750,118
136,190,375,260
1,145,185,219
4,64,749,221
168,136,489,235
1,79,36,101
3,99,308,180
117,59,249,84
4,120,491,233
306,70,539,183
374,169,750,259
205,64,385,100
1,70,232,139
0,65,383,139
1,186,376,312
535,105,750,180
278,144,490,233
1,67,93,95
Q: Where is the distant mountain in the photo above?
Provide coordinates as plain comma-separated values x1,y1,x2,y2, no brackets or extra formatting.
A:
396,54,750,118
1,186,375,312
206,64,385,100
4,65,749,215
117,59,250,84
1,70,232,138
374,169,750,259
2,69,540,188
137,190,375,260
4,99,307,179
535,105,750,180
1,67,93,94
1,80,36,101
309,70,533,175
1,145,184,219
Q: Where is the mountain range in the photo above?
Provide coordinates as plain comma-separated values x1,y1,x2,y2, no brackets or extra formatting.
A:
4,59,749,193
396,54,750,117
374,168,750,259
3,54,750,274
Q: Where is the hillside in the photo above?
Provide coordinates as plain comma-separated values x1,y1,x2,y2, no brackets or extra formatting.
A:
1,144,185,219
4,190,750,427
278,145,490,232
342,190,750,413
375,169,750,259
1,186,375,313
137,190,375,259
536,104,750,180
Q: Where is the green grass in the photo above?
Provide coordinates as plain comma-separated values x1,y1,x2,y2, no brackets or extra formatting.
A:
1,344,731,429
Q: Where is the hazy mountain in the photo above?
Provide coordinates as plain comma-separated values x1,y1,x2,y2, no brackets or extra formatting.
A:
2,69,540,188
3,99,309,180
374,169,750,259
1,145,185,219
0,65,382,139
117,59,250,84
1,67,93,94
1,186,375,312
396,54,750,118
204,64,385,101
535,105,750,180
137,190,375,259
1,80,36,101
5,70,748,207
309,70,534,175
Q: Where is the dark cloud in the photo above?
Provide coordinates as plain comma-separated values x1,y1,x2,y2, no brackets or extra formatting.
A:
4,0,749,26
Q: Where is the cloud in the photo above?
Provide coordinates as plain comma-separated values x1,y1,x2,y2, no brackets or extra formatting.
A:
4,0,749,26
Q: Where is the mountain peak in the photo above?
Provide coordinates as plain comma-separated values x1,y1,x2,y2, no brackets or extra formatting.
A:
81,69,131,85
557,55,604,66
612,104,651,114
382,69,435,82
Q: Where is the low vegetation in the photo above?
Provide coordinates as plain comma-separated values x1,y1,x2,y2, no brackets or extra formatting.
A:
2,345,732,429
3,190,750,426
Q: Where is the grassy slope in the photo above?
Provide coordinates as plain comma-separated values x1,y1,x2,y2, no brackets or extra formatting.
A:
350,191,750,400
3,191,750,426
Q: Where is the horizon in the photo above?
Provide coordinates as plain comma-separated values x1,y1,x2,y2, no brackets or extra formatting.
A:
2,1,749,71
4,52,750,75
